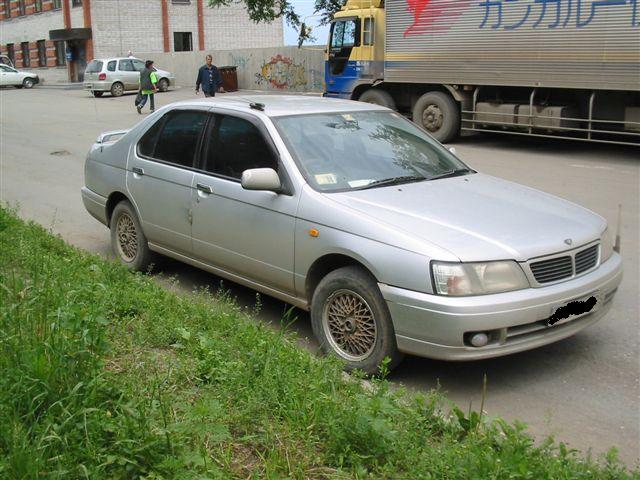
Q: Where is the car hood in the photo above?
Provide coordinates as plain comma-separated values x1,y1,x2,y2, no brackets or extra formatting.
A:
155,68,172,77
328,173,605,262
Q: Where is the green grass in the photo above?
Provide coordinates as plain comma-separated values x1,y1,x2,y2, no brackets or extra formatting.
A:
0,205,636,479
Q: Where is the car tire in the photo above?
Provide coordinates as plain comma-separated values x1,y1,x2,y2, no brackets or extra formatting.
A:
22,78,35,89
358,89,396,110
412,91,460,143
110,82,124,97
110,200,154,271
158,78,169,92
311,266,403,375
92,91,104,97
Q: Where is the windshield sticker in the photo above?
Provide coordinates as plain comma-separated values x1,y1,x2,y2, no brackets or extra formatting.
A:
348,179,374,188
315,173,338,185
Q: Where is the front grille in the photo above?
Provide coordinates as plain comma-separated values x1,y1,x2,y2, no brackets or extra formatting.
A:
530,256,573,283
528,243,600,285
575,245,599,274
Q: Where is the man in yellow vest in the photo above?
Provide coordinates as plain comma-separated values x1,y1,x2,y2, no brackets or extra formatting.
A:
136,60,158,114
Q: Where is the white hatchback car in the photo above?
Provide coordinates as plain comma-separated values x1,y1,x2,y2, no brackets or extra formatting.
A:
0,64,39,89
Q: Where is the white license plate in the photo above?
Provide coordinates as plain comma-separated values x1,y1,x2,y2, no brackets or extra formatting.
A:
548,293,600,327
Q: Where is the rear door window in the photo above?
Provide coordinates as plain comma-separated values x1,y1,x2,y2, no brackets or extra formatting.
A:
85,60,103,73
139,110,208,168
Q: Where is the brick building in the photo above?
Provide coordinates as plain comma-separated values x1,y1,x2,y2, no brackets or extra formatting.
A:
0,0,283,83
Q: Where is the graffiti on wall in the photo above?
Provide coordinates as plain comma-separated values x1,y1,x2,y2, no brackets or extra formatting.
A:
255,54,308,90
229,52,252,69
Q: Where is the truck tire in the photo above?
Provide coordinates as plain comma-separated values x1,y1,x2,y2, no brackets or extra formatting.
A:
358,89,396,110
311,266,403,375
413,91,460,143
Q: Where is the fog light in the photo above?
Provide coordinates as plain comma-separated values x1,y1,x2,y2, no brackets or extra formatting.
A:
470,332,489,347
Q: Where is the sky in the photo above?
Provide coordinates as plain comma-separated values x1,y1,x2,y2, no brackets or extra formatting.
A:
283,0,331,45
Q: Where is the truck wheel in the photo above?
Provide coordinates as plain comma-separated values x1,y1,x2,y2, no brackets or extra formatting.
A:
358,89,396,110
413,91,460,143
311,266,403,375
110,200,154,271
110,82,124,97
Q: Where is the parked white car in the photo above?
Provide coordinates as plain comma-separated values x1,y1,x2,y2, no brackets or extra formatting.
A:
83,57,175,97
0,64,39,89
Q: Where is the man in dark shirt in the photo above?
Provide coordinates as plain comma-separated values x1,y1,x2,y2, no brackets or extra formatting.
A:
195,54,223,97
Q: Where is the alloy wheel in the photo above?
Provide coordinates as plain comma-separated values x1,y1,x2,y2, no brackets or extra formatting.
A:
115,212,138,262
322,289,377,362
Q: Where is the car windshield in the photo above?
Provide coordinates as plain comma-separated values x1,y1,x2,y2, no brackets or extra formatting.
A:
85,60,103,73
274,111,471,192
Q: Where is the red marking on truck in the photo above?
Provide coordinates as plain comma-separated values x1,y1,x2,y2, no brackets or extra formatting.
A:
404,0,470,37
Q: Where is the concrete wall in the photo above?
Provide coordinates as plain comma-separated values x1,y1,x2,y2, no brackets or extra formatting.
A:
91,0,283,59
140,46,325,92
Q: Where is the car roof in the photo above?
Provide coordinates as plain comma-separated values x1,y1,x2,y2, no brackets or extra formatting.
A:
168,95,389,117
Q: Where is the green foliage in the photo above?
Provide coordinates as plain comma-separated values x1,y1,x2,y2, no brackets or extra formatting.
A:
0,206,637,479
207,0,346,44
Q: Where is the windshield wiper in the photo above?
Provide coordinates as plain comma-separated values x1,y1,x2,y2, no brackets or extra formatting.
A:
428,168,474,181
358,175,425,190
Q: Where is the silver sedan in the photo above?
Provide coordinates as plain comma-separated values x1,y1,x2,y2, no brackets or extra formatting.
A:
81,95,623,374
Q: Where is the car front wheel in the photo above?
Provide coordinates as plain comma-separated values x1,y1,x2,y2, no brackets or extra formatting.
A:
311,266,403,375
110,200,154,271
22,78,35,89
158,78,169,92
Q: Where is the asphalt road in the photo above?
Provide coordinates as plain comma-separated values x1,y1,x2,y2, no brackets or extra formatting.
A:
1,87,638,466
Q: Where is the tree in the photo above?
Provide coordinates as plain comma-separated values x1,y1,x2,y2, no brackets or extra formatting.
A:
207,0,346,44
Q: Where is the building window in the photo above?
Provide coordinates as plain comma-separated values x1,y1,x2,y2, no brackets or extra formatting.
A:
21,42,30,67
18,0,25,16
4,0,11,18
35,0,42,13
52,0,62,9
72,0,82,6
7,44,15,65
173,32,192,52
171,0,191,3
37,40,46,67
55,41,66,66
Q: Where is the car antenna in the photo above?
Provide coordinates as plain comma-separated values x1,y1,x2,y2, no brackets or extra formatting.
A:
249,102,265,111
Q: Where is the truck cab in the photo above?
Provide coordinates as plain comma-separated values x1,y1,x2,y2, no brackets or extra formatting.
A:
325,0,385,102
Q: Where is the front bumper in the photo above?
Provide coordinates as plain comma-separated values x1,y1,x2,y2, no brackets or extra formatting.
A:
381,252,623,360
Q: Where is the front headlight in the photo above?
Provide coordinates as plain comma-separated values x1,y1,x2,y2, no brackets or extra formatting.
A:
431,260,529,296
601,227,614,262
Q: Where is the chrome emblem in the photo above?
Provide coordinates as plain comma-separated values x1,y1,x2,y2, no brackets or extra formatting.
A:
564,238,573,246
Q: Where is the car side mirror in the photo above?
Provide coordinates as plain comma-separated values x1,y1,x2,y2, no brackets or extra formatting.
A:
241,168,281,192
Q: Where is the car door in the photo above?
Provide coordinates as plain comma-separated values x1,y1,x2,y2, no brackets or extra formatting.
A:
191,111,298,295
117,59,137,90
0,65,20,86
127,108,209,255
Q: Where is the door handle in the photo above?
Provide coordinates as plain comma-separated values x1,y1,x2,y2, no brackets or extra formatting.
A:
132,167,144,175
197,183,213,194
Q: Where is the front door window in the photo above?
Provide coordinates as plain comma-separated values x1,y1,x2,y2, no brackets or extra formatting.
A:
328,18,359,76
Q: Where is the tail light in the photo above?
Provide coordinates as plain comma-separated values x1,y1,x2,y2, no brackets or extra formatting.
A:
98,73,106,81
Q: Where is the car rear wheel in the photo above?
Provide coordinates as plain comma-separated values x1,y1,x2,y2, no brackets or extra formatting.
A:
158,78,169,92
22,78,35,89
92,91,104,97
311,266,403,375
110,82,124,97
412,91,460,143
110,200,154,271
